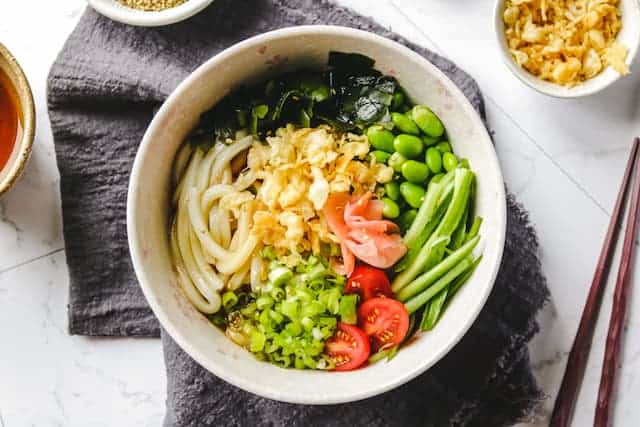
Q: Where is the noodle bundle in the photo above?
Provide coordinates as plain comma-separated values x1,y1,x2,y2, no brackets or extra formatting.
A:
170,135,262,314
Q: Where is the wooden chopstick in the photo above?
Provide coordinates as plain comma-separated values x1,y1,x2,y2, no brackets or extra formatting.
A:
594,137,640,426
550,137,640,427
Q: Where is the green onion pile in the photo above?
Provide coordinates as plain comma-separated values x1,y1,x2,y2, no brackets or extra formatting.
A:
211,254,358,370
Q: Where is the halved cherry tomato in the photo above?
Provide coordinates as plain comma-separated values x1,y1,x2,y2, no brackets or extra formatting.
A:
345,264,393,301
326,322,370,371
357,297,410,352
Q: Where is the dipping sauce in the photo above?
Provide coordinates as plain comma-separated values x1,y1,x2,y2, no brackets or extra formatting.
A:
0,67,21,171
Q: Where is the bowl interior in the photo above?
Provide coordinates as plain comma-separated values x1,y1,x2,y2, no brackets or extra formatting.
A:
0,44,35,196
128,26,506,404
494,0,640,98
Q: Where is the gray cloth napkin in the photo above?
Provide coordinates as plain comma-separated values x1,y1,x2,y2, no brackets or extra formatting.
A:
47,0,549,425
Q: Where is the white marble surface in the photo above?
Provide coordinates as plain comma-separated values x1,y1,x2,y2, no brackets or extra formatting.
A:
1,0,639,425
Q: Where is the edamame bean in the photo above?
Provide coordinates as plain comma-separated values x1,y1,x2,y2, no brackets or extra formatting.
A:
391,112,420,135
411,105,445,137
425,147,443,174
388,152,408,172
370,150,391,164
442,152,458,172
382,198,400,219
436,141,452,153
400,182,426,208
391,91,405,111
384,182,401,201
422,135,440,146
366,125,395,152
430,173,445,184
397,209,418,233
401,160,430,184
393,134,423,159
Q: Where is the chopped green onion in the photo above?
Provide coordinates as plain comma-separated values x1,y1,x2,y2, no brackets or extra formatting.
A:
250,330,266,352
339,294,358,324
222,291,239,310
268,266,293,287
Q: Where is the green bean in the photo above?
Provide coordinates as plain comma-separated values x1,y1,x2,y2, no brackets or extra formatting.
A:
449,255,483,296
366,125,395,153
391,91,405,111
384,182,401,201
425,147,443,174
400,182,426,208
397,236,480,302
393,134,423,159
465,217,483,242
382,198,400,219
403,256,475,313
411,105,445,138
370,150,391,164
388,152,408,172
401,160,430,184
420,287,448,331
436,141,452,153
392,169,474,292
457,158,470,169
391,112,420,135
402,171,454,248
397,209,418,234
443,152,458,172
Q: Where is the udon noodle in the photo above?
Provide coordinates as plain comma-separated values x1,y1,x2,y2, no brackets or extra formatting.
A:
170,135,264,314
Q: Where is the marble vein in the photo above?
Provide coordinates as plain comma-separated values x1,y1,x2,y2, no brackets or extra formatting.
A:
0,199,23,243
0,247,65,276
531,350,569,372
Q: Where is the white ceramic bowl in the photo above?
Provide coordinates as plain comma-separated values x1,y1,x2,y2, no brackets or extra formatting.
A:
494,0,640,98
127,26,506,404
86,0,214,27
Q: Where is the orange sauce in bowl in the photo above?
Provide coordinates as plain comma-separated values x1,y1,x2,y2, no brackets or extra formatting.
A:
0,68,21,172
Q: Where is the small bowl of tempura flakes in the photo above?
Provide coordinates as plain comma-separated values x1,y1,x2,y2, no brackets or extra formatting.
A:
494,0,640,98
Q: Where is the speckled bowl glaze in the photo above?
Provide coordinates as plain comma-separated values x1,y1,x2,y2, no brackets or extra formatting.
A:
494,0,640,98
0,42,35,198
127,26,506,404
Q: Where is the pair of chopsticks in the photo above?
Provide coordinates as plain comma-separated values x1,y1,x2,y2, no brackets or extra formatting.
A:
551,137,640,427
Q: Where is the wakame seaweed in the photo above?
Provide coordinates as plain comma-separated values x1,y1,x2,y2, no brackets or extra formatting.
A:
189,52,406,140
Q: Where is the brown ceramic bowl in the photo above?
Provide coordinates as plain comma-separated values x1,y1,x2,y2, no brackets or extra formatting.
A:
0,42,35,197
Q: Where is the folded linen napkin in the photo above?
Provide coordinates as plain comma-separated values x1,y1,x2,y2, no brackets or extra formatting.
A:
47,0,549,425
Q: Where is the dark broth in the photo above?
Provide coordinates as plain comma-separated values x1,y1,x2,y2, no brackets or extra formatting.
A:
0,68,21,171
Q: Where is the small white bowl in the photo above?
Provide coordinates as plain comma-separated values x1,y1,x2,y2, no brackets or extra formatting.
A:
86,0,214,27
494,0,640,98
127,26,506,404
